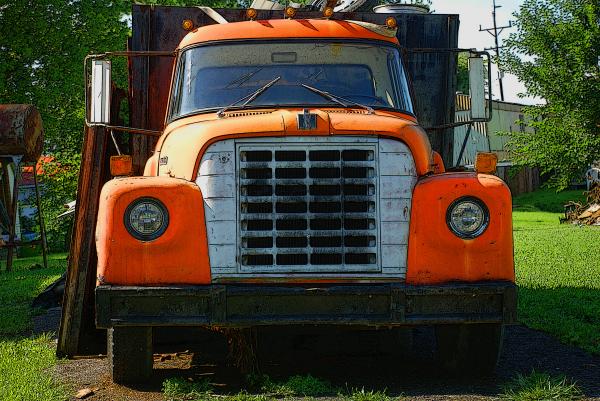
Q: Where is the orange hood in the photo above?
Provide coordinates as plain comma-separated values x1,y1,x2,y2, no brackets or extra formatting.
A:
155,109,433,181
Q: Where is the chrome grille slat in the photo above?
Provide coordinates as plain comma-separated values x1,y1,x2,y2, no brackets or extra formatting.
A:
238,144,379,273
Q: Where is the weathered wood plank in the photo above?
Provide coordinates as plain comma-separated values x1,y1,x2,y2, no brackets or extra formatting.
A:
57,125,110,357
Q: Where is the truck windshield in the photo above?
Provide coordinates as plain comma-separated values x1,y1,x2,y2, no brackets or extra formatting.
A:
170,41,414,119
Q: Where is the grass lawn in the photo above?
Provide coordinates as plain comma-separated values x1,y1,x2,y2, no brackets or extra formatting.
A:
513,188,600,355
0,253,68,400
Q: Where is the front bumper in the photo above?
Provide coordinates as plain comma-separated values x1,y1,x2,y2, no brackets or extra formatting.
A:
95,282,516,329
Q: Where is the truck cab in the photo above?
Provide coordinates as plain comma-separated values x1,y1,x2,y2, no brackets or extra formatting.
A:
93,15,516,384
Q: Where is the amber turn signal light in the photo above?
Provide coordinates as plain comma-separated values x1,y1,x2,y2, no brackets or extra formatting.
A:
385,16,397,29
475,152,498,174
182,19,194,31
246,8,258,20
110,155,133,177
284,6,297,19
323,7,334,18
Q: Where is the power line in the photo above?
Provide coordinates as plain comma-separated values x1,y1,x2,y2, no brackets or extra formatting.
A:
479,0,512,101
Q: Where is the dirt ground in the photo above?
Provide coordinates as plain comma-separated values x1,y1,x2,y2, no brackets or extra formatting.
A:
36,311,600,401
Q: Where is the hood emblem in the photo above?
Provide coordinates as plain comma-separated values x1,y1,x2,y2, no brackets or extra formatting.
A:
297,109,317,130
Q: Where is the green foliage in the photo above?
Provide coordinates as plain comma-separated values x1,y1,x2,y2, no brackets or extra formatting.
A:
500,371,583,401
456,53,470,95
0,0,241,250
513,189,600,355
0,334,67,401
500,0,600,189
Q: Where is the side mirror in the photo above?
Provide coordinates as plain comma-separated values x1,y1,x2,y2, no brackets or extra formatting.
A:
468,56,486,120
90,60,111,124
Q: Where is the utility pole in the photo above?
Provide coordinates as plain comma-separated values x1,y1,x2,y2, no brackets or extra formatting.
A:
479,0,512,101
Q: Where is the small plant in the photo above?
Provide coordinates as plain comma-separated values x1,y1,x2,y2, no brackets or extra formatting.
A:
284,374,338,396
246,373,337,397
162,377,213,401
500,371,583,401
346,387,392,401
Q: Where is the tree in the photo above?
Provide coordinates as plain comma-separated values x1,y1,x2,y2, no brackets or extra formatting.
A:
0,0,237,249
500,0,600,189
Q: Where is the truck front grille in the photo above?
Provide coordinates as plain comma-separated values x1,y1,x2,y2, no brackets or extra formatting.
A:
238,145,378,272
196,137,417,280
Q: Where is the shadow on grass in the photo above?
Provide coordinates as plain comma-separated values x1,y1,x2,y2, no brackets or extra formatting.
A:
518,287,600,355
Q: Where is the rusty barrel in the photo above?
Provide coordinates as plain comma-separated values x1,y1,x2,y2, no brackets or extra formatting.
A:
0,104,44,162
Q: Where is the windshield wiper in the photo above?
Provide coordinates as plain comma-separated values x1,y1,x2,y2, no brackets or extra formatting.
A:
300,84,374,115
217,76,281,118
225,67,263,88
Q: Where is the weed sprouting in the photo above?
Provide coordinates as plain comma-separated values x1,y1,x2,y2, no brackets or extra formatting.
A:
500,371,583,401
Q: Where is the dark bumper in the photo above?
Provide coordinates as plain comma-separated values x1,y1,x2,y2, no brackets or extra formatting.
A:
95,282,517,329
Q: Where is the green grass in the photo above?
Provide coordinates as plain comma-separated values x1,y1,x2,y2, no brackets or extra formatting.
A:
500,371,583,401
0,253,66,336
0,334,66,401
513,189,600,354
345,388,394,401
513,188,587,213
164,374,340,400
0,253,68,400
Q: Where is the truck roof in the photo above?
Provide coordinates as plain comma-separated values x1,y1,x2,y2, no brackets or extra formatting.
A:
178,18,399,49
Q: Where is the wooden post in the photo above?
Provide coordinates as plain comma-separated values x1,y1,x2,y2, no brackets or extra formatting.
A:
33,164,48,269
57,125,110,357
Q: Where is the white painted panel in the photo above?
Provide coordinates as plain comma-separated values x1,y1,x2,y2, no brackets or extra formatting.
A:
379,152,416,176
197,175,235,198
206,140,235,152
206,220,236,245
208,245,237,268
380,176,415,198
381,222,409,245
381,245,407,268
380,199,411,222
200,152,234,176
379,138,411,153
204,198,236,222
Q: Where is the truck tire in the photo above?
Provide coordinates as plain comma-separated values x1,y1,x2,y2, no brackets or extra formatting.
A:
108,327,153,384
435,323,503,376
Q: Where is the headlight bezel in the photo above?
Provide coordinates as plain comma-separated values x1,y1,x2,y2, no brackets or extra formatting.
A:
123,197,169,241
446,196,490,239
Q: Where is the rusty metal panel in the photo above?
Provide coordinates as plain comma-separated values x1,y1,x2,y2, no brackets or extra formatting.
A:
0,104,44,162
130,6,459,166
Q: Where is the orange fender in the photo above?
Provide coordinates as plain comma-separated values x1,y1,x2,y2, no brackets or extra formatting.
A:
406,173,514,284
96,176,210,285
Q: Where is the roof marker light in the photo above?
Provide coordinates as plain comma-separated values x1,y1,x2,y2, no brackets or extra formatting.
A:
385,16,397,29
323,7,334,18
182,19,194,31
246,8,257,20
284,6,297,19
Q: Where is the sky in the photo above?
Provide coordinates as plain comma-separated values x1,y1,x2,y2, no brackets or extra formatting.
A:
431,0,538,105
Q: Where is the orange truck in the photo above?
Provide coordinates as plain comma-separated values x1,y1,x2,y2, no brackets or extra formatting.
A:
87,6,515,383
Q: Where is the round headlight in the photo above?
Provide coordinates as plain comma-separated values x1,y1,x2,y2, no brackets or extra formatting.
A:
446,197,489,239
124,197,169,241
